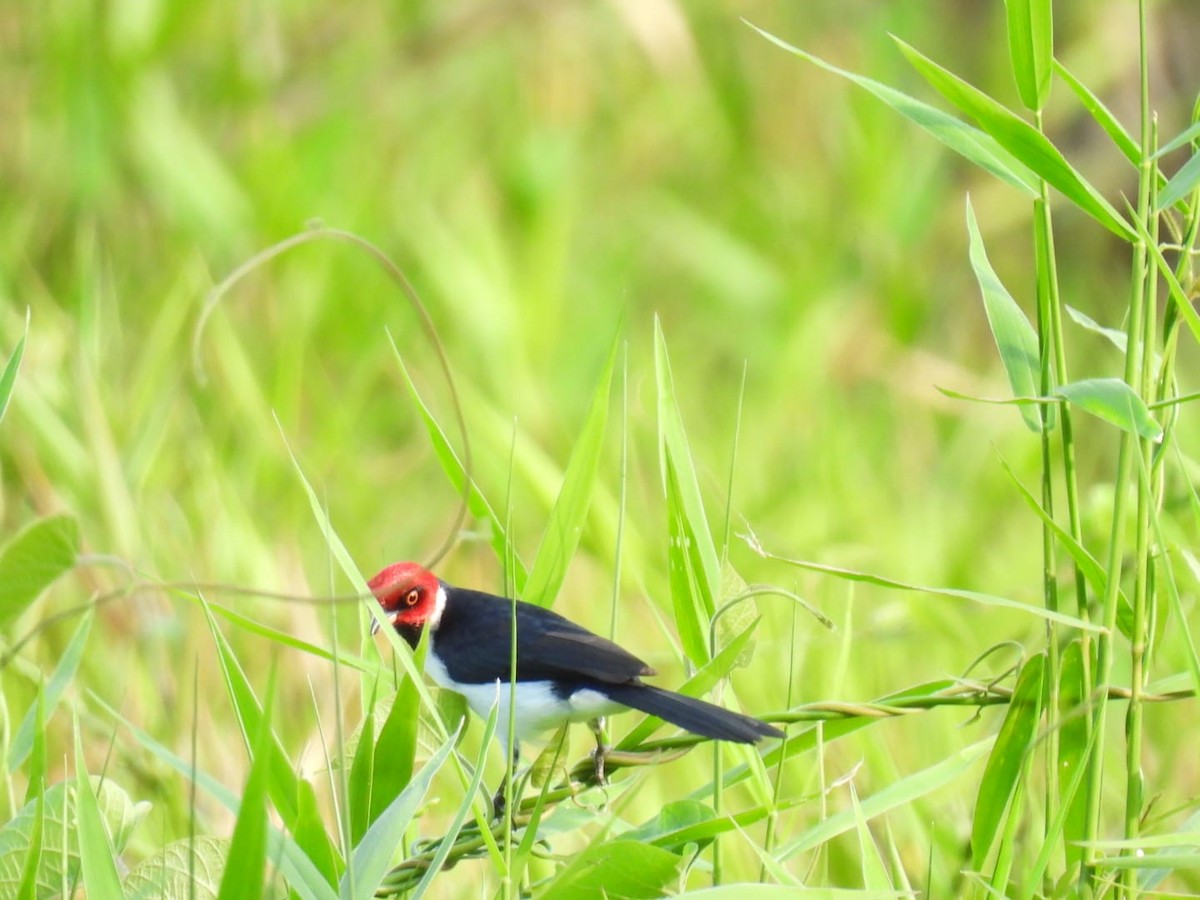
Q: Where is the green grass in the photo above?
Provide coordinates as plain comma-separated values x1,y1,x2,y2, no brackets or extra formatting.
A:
2,0,1200,896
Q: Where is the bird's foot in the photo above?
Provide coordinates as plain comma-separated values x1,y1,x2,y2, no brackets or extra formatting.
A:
588,717,610,786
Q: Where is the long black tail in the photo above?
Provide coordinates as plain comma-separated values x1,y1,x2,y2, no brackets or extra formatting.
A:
602,683,783,743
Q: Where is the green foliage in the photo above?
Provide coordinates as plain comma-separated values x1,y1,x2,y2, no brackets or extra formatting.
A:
0,515,80,630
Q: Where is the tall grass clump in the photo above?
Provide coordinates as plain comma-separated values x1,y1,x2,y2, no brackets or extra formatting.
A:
760,0,1200,894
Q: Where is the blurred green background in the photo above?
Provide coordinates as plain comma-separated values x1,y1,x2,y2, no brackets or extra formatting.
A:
4,0,1200,889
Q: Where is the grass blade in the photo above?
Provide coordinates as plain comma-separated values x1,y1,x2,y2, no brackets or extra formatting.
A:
749,23,1038,196
523,335,617,607
0,307,29,425
216,666,276,900
971,653,1045,870
1156,149,1200,212
895,37,1134,240
9,611,93,772
369,671,420,826
1054,61,1139,166
1005,0,1052,111
777,736,996,860
343,721,461,899
73,718,124,899
965,197,1045,432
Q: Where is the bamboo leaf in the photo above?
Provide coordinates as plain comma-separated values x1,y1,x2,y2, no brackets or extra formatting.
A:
539,839,682,899
369,673,420,827
1054,377,1162,441
895,37,1135,240
965,197,1045,432
749,23,1038,196
971,654,1045,869
1058,640,1090,877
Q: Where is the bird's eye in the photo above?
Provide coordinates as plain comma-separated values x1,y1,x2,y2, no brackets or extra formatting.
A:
404,589,420,607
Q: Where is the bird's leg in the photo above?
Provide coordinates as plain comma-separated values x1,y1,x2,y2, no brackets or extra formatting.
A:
491,743,521,821
588,717,610,785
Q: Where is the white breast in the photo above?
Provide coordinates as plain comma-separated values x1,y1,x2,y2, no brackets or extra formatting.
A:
424,654,624,743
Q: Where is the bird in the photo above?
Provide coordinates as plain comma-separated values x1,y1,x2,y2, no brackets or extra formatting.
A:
368,560,783,809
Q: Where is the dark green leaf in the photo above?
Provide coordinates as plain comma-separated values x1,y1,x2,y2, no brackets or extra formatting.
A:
621,801,717,853
347,690,376,845
971,654,1045,869
965,198,1045,432
0,515,80,629
369,673,420,826
1054,378,1162,441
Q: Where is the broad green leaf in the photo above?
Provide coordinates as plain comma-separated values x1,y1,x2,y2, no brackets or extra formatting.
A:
123,836,229,900
0,515,80,629
391,341,527,592
539,839,682,900
1157,150,1200,212
524,336,616,607
0,308,29,425
971,654,1045,869
749,24,1038,196
0,777,149,897
217,668,276,900
965,198,1045,432
1006,0,1052,111
778,736,995,860
1054,378,1162,441
199,596,342,886
895,38,1135,240
1054,62,1139,166
74,722,126,899
95,698,337,900
342,722,460,899
9,611,93,772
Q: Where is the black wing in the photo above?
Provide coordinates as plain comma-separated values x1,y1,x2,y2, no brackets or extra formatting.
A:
433,587,654,685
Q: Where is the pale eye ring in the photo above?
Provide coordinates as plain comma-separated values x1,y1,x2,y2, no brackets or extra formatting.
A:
404,589,420,607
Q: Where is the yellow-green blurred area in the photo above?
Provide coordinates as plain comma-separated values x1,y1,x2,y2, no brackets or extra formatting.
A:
3,0,1200,889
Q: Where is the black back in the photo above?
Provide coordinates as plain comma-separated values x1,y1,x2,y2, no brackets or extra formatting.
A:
433,587,654,686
